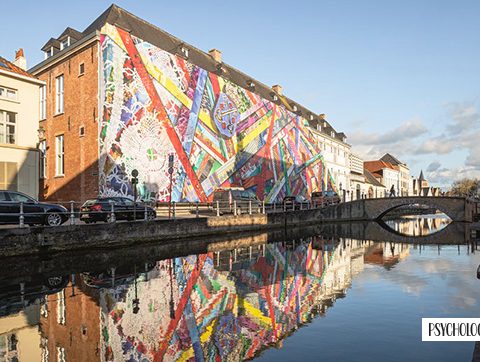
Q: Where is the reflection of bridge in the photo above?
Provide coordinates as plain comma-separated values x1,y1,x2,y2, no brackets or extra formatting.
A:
319,221,471,245
321,197,475,222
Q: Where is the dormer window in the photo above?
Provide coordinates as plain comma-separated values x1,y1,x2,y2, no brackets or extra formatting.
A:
60,37,70,51
317,124,321,132
331,131,335,138
44,47,54,59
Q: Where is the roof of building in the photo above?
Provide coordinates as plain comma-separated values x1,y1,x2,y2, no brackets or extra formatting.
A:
380,153,406,167
364,160,398,175
364,169,385,187
30,4,347,143
418,170,425,181
0,55,37,80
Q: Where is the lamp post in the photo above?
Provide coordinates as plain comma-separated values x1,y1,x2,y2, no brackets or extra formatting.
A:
131,169,139,220
168,154,174,219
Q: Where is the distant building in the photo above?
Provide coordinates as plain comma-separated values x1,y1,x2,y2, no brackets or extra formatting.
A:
411,170,440,196
364,160,401,196
380,153,411,196
364,169,387,198
349,153,366,200
0,50,44,198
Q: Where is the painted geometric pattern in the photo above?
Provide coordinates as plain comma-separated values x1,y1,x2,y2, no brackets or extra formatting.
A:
99,238,341,361
99,23,335,202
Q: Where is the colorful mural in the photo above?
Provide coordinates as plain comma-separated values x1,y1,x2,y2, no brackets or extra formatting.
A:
99,23,335,202
96,237,369,361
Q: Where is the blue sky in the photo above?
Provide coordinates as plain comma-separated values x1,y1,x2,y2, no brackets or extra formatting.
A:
1,0,479,188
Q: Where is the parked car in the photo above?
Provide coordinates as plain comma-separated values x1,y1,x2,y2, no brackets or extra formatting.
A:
212,188,261,214
282,195,310,210
311,190,341,206
80,197,156,223
0,190,68,226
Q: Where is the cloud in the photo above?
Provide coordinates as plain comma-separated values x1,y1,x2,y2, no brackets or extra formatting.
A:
446,102,480,135
426,161,441,172
349,118,427,146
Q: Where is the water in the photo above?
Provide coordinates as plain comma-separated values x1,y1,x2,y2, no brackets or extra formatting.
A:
0,218,479,362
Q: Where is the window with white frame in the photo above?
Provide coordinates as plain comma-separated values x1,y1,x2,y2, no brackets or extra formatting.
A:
57,289,66,324
0,110,16,144
55,75,64,114
44,47,54,59
0,86,17,101
55,135,64,176
39,140,47,178
60,37,70,50
40,85,46,120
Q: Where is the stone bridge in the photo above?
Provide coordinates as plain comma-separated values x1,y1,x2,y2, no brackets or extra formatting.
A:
321,196,475,222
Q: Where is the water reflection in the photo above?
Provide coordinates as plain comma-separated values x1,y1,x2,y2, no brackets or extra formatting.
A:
385,214,451,236
0,217,478,361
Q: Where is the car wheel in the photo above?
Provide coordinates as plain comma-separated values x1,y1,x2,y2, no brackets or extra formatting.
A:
106,213,115,223
147,211,156,220
45,212,63,227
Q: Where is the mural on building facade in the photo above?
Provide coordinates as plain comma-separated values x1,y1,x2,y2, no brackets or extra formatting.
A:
95,237,362,361
99,23,335,202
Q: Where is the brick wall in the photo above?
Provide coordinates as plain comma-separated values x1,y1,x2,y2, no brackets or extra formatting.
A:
37,42,99,203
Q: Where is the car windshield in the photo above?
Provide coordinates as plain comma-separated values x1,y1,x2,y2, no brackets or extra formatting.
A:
8,192,35,203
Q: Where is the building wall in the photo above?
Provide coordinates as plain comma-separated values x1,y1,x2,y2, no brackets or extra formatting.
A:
0,72,41,198
40,281,101,362
35,41,99,202
99,24,340,202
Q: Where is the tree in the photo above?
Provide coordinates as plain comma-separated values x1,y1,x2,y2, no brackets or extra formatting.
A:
449,178,480,198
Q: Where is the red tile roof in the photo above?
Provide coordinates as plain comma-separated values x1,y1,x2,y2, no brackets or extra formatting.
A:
364,160,398,174
0,56,37,80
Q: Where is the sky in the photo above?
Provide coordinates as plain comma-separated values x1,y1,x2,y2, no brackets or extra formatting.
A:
1,0,479,189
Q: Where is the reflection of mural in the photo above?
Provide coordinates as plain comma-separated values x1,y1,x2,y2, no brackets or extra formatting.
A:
99,23,335,202
97,238,372,361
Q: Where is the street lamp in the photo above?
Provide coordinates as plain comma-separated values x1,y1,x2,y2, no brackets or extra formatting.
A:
131,169,139,220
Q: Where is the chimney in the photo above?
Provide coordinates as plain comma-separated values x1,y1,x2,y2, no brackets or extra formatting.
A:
319,113,326,120
13,48,27,70
208,49,222,63
272,84,283,96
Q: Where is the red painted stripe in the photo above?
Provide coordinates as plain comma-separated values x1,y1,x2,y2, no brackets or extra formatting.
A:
117,28,207,202
153,254,207,361
255,106,276,198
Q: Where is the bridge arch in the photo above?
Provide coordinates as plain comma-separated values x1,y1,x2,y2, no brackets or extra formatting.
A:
365,197,471,223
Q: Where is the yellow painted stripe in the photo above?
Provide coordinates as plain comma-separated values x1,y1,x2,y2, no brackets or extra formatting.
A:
242,299,272,326
101,24,127,52
177,322,215,362
238,112,271,150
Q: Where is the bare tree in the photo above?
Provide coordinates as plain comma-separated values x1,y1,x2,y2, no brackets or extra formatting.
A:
449,178,480,198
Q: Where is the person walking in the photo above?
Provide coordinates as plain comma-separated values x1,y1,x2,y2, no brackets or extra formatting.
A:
390,185,396,197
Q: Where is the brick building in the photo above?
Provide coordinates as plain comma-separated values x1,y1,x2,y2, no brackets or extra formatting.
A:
30,5,349,203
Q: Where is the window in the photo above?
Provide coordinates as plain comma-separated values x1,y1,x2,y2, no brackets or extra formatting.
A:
40,85,46,120
57,346,66,362
55,75,64,114
79,126,85,137
57,290,66,325
0,162,17,190
55,135,64,176
8,192,35,203
0,86,17,100
44,47,54,59
79,63,85,76
60,37,70,50
40,140,47,178
0,110,16,144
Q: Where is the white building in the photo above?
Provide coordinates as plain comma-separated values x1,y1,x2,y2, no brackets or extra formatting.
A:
0,50,44,198
364,160,401,196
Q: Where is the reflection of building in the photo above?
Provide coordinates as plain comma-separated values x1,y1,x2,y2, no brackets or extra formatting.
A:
364,242,410,269
0,50,44,198
386,216,450,236
94,237,373,361
0,304,41,361
40,279,100,362
30,5,349,203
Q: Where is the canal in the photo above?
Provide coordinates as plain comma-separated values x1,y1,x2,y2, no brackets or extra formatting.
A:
0,216,478,361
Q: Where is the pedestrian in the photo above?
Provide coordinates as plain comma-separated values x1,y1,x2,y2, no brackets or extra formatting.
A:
390,185,396,197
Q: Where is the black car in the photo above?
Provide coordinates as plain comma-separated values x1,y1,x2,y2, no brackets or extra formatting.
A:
0,190,68,226
80,197,156,223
